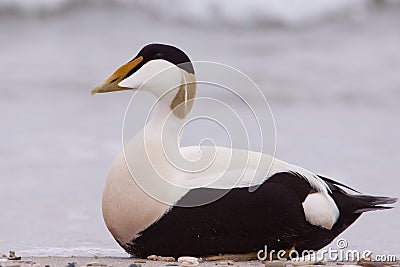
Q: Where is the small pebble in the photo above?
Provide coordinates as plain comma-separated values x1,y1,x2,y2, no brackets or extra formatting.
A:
86,262,107,267
215,261,234,266
128,264,141,267
177,257,199,266
2,264,20,267
147,255,158,261
45,265,50,267
146,255,175,262
177,257,198,263
264,260,287,267
291,260,316,266
7,252,20,262
7,258,21,261
66,262,77,267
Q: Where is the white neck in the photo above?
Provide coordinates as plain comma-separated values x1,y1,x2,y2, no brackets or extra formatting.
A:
146,97,184,138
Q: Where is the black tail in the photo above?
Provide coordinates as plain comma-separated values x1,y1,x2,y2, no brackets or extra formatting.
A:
352,195,397,213
319,175,397,214
278,175,397,253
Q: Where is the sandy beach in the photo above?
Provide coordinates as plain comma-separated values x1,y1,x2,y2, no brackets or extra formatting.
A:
2,256,260,267
1,256,400,267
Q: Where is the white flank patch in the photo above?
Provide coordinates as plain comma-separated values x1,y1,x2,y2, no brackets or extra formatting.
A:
302,192,340,230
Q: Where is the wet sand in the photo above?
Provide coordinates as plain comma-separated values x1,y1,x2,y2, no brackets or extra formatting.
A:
1,257,262,267
1,256,399,267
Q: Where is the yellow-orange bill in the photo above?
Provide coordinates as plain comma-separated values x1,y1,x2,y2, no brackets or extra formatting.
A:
91,56,143,95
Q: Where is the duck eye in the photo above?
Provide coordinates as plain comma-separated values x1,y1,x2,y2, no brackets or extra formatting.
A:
153,53,164,59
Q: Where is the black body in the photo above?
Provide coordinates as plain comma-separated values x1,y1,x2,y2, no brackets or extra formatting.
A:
120,172,395,258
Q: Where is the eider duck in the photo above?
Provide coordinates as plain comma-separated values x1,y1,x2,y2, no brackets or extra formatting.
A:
91,43,396,259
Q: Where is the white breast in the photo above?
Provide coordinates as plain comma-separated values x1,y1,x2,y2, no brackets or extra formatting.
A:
102,151,170,244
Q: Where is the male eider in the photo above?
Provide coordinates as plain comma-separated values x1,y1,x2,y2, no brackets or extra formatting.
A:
91,43,396,259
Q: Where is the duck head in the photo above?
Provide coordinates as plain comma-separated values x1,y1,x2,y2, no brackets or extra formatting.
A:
91,43,196,119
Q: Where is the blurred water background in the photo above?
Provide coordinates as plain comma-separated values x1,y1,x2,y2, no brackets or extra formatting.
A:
0,0,399,258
